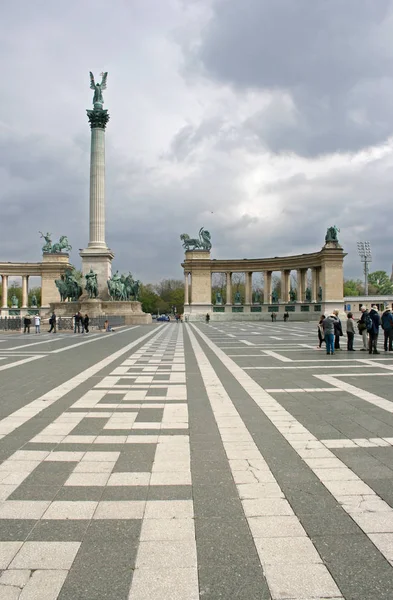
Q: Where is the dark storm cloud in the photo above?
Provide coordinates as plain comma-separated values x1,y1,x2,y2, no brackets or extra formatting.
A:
190,0,393,156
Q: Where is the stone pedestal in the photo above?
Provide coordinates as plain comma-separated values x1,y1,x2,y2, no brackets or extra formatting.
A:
41,253,71,310
80,248,114,299
49,299,152,325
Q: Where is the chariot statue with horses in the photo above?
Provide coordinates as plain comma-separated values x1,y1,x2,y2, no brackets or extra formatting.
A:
39,232,72,254
325,226,340,244
180,227,212,252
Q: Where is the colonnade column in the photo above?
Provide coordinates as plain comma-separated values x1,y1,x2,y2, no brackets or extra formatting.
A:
311,268,318,303
22,275,29,308
264,271,272,303
281,270,290,303
184,272,189,305
245,272,252,304
1,276,8,309
297,269,304,302
226,272,232,305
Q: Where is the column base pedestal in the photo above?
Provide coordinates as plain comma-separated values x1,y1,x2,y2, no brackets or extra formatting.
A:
80,247,115,300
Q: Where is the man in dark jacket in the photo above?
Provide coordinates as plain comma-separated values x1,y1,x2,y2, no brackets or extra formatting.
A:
23,316,31,334
368,305,381,355
381,307,393,352
48,312,56,333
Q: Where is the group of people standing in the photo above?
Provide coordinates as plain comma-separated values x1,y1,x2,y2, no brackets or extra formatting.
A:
73,312,89,334
23,315,41,334
318,305,393,355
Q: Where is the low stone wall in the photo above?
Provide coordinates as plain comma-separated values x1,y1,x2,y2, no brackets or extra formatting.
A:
48,299,152,324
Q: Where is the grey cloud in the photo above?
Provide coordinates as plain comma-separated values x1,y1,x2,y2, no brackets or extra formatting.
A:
188,0,393,155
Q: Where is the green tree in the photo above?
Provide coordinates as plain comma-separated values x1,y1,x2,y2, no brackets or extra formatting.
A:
343,279,364,296
154,279,184,314
139,284,160,314
368,271,393,295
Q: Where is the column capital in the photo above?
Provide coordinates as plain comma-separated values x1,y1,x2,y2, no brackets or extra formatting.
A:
87,108,110,129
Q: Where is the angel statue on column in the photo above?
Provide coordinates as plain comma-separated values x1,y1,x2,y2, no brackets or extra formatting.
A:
90,72,108,108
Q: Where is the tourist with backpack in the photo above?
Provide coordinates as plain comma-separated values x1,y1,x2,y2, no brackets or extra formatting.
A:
357,306,368,351
367,305,381,355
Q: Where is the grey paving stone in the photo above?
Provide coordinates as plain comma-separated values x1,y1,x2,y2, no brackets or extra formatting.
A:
54,487,104,502
313,534,393,600
0,520,36,541
70,418,107,435
7,485,60,502
147,485,193,501
58,521,141,599
134,409,164,422
198,564,271,600
21,463,74,487
27,519,90,541
100,487,149,501
112,446,156,473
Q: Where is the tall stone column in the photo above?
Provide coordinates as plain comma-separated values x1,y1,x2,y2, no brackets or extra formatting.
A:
80,80,114,299
22,275,29,308
245,272,252,304
1,275,8,309
311,268,318,303
226,272,232,305
184,272,189,305
297,269,306,302
264,271,272,303
281,270,290,303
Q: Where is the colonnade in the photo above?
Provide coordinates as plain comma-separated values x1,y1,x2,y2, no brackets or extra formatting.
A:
181,240,345,320
1,274,31,309
184,267,322,305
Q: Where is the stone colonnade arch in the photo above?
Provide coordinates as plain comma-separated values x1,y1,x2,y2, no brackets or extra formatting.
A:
182,239,346,321
0,253,71,315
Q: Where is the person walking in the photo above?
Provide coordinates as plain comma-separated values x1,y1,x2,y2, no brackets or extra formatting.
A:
34,314,41,334
357,306,368,351
368,305,381,354
83,314,89,334
23,315,31,334
317,315,326,349
48,312,56,333
333,309,343,350
346,312,356,351
205,313,210,324
74,312,81,334
322,313,336,355
381,307,393,352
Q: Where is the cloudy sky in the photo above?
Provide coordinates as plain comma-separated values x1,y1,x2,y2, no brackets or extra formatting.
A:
1,0,393,284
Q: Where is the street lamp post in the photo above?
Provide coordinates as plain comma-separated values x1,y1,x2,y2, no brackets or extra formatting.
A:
357,241,372,296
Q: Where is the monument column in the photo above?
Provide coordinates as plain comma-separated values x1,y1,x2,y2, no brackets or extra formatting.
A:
1,275,8,309
22,275,29,308
226,272,232,305
80,72,114,299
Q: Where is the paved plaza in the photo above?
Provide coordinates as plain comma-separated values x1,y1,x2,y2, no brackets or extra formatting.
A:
0,322,392,599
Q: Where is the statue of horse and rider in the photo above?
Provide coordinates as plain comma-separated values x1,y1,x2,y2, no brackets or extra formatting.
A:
107,271,141,301
39,232,72,254
180,227,212,252
85,269,99,299
55,268,82,302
